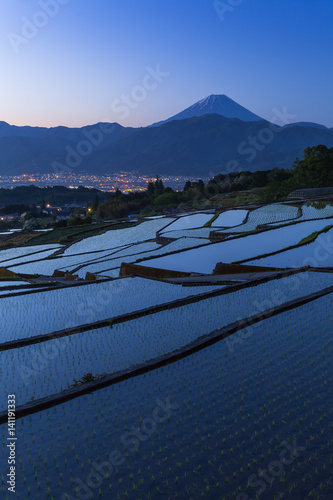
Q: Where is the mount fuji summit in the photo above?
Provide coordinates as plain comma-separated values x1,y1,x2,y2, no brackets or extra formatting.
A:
150,94,263,127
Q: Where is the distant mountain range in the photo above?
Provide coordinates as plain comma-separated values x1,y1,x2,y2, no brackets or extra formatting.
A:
0,95,332,178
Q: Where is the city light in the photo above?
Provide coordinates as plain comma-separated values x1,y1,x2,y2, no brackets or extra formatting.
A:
0,172,205,192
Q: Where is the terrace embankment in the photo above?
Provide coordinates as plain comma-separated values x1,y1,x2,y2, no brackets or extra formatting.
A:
120,262,192,279
212,262,282,274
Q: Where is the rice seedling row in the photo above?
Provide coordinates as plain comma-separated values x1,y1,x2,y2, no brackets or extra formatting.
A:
157,227,213,239
1,272,331,409
8,247,132,276
0,269,310,351
0,277,228,343
261,204,333,229
1,280,330,420
77,237,208,278
160,214,213,234
214,204,299,234
71,241,162,276
211,209,249,227
0,244,61,265
246,226,333,268
267,215,333,229
1,293,331,499
142,219,333,273
62,219,175,255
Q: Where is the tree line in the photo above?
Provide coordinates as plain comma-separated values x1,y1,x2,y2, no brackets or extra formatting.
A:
94,145,333,217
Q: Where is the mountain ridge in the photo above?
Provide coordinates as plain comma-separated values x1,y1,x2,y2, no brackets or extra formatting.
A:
1,113,332,177
0,95,332,177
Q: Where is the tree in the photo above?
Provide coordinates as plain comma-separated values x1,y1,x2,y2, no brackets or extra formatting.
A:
154,175,164,195
292,145,333,188
147,181,155,197
92,194,99,211
250,170,268,188
195,179,205,193
154,192,178,207
147,176,165,197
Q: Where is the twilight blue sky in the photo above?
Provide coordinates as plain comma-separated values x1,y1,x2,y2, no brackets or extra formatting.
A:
0,0,332,128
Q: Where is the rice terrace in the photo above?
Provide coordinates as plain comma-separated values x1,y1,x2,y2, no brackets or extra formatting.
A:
1,191,333,499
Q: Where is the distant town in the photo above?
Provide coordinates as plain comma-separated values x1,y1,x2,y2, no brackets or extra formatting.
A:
0,172,203,192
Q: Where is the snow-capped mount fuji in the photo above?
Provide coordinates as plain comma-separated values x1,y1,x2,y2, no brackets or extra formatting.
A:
150,94,263,127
